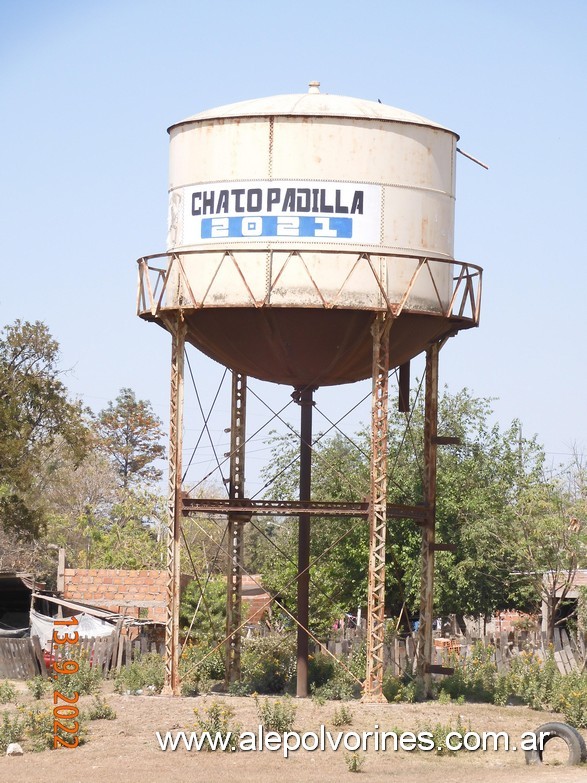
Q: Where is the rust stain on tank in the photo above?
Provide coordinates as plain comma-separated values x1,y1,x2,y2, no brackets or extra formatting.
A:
421,217,429,248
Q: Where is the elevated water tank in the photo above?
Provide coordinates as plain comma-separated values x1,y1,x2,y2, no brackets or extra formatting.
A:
138,84,481,386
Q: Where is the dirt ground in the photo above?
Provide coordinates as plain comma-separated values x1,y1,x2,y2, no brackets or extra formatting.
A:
2,683,587,783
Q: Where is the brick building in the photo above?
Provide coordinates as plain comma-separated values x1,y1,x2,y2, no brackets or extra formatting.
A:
60,568,192,624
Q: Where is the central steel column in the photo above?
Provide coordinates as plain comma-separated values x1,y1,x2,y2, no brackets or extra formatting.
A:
416,342,439,695
363,312,391,702
294,385,316,698
164,316,185,696
225,371,247,686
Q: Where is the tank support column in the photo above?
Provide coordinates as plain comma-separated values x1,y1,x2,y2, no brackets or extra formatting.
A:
363,312,392,702
163,316,186,696
225,371,248,686
294,385,316,698
417,342,439,695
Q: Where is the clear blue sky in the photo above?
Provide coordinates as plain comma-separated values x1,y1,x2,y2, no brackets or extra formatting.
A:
1,1,586,492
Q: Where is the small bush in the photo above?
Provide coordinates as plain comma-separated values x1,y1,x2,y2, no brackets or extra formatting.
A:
309,654,335,689
345,751,365,772
27,676,50,700
549,669,587,727
179,644,224,696
332,704,353,726
255,695,296,732
193,700,241,751
0,711,24,753
115,652,164,695
424,641,587,728
419,716,468,756
347,642,367,680
312,669,356,702
437,642,496,703
227,680,252,697
241,635,296,694
87,696,116,721
382,674,424,703
0,680,17,704
55,651,103,698
20,705,87,751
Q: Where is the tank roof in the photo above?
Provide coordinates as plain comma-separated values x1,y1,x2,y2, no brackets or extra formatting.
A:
168,83,458,137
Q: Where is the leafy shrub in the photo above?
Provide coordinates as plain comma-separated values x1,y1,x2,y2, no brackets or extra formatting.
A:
432,642,587,728
241,635,296,694
418,715,468,756
347,642,367,680
437,642,496,703
20,705,87,751
0,711,24,753
494,648,544,707
345,751,365,772
312,673,356,702
382,673,425,703
255,695,296,732
179,644,224,696
484,646,562,712
0,681,17,704
309,653,335,689
193,700,241,751
114,652,164,695
227,680,253,697
55,650,103,698
27,676,49,700
548,669,587,727
87,696,116,720
332,704,353,726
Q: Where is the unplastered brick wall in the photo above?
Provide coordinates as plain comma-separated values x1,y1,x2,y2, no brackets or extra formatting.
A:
494,610,528,634
62,569,174,623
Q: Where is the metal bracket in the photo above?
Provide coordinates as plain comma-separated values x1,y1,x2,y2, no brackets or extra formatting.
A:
425,664,455,676
433,436,461,446
431,543,457,553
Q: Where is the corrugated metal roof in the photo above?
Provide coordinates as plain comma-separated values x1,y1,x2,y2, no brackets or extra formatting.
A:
169,85,455,135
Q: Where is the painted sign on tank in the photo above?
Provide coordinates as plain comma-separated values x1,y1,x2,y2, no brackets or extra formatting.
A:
168,180,380,248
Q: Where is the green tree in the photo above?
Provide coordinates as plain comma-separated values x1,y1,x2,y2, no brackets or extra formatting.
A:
0,320,87,536
256,388,555,635
45,389,168,571
96,388,165,489
180,576,227,644
500,480,587,642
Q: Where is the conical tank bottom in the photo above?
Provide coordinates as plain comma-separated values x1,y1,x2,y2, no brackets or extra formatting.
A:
180,308,470,386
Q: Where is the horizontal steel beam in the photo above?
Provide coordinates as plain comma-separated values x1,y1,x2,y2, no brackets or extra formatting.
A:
182,497,427,521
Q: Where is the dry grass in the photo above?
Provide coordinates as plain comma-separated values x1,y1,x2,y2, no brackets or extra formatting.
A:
0,685,586,782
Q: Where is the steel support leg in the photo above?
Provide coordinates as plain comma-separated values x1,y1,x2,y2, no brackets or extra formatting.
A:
363,312,391,702
294,385,316,698
225,371,247,686
417,342,439,695
164,317,185,696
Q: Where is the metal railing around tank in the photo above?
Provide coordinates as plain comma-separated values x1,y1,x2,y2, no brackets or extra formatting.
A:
136,248,482,326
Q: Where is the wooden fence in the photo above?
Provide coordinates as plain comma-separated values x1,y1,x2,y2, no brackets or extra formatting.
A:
0,636,46,679
323,626,586,678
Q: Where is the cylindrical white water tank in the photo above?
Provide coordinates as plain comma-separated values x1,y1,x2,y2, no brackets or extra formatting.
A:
139,85,479,386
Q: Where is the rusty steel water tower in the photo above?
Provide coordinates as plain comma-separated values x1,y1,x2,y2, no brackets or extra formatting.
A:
136,83,482,700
